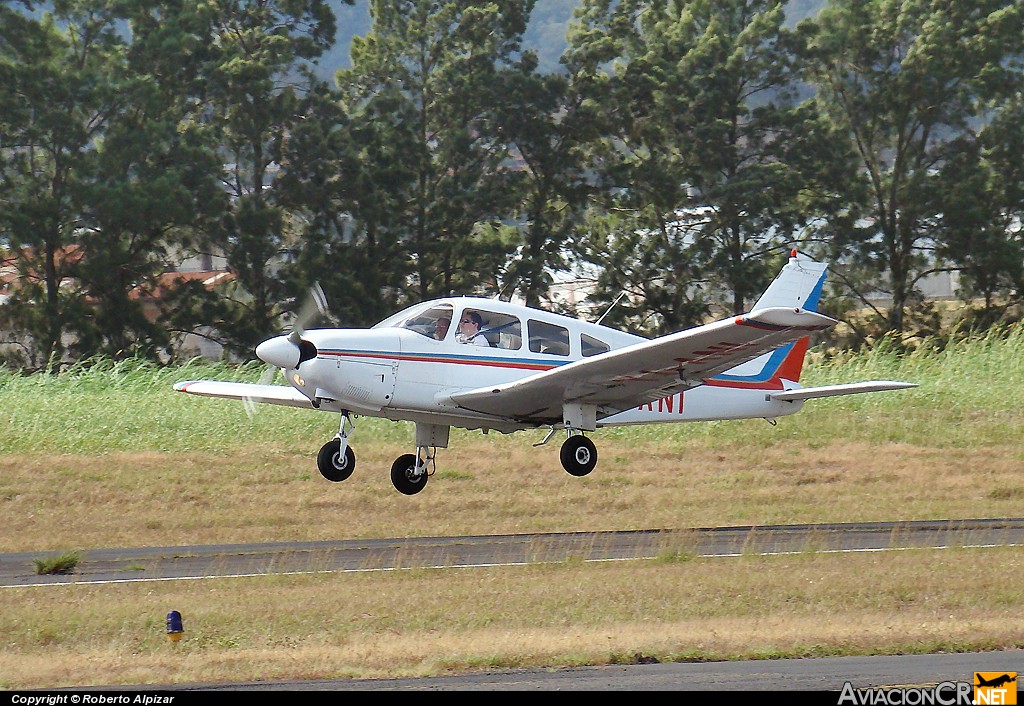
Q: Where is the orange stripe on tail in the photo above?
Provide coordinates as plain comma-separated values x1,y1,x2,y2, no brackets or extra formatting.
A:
772,337,809,384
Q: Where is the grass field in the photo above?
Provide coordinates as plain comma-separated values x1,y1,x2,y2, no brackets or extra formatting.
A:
1,329,1022,688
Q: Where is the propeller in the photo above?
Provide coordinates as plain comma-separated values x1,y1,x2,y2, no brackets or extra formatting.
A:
245,282,330,418
288,280,329,342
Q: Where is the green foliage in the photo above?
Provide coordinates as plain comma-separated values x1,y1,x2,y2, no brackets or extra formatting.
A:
0,355,405,454
339,0,533,302
0,2,127,367
4,0,1024,371
199,0,346,353
567,0,842,333
33,551,81,575
801,0,1024,333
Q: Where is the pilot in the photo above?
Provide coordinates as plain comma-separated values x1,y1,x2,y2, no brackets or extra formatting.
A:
434,317,450,340
456,311,489,346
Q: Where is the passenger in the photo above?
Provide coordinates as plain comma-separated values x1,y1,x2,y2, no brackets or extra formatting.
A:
456,311,489,346
434,317,451,340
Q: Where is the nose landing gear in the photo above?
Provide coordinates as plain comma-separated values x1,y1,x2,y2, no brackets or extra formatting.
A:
317,413,356,482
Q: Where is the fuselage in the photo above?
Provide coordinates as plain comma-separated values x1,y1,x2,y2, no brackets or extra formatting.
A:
272,296,805,432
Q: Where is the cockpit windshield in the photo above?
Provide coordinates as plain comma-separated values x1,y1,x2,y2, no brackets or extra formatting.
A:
372,301,455,341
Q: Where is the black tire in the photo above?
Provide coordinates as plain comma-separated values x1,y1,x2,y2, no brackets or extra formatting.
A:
390,453,428,495
560,435,598,477
317,438,356,482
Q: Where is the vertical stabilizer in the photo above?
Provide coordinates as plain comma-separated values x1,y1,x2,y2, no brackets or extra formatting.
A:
751,251,828,313
711,251,828,389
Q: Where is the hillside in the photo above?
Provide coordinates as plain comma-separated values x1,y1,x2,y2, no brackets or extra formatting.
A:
318,0,578,76
317,0,825,78
21,1,826,78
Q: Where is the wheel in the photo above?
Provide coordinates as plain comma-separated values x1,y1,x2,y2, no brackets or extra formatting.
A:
317,438,356,482
390,453,428,495
560,435,597,477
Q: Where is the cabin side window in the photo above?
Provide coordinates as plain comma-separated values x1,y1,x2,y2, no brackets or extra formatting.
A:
527,319,570,356
581,334,610,357
463,309,522,349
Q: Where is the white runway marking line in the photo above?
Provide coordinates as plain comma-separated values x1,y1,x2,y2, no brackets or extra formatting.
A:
3,541,1020,588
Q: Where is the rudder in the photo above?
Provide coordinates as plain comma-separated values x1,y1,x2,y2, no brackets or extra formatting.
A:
712,251,827,388
751,250,828,313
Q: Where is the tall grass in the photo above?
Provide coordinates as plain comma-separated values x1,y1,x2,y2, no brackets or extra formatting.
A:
0,357,345,455
2,335,1023,689
2,325,1022,455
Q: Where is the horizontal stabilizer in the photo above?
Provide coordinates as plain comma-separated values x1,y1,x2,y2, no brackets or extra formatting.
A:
174,380,313,409
769,381,917,402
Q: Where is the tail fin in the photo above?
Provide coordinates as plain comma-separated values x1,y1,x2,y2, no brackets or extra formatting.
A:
751,250,828,312
712,251,828,389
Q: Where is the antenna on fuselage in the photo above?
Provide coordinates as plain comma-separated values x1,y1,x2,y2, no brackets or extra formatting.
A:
595,290,628,325
494,275,520,302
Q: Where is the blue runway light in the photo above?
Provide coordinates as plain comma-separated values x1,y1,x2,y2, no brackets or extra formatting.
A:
166,610,184,642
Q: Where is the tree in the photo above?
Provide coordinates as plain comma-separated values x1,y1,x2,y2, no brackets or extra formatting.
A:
338,0,534,304
801,0,1024,334
197,0,343,356
492,53,595,308
0,2,125,368
71,1,228,361
933,96,1024,328
564,0,840,336
274,78,409,327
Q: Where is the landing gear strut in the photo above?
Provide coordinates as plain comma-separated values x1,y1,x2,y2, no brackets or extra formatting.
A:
313,419,452,495
389,423,449,495
317,413,356,482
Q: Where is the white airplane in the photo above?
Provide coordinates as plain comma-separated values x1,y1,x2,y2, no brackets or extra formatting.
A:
174,251,916,495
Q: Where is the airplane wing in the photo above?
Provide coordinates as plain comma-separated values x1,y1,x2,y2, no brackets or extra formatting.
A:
173,380,313,409
448,307,837,423
769,381,917,401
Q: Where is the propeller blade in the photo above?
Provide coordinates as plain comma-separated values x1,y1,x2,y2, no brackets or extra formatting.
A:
247,282,330,418
243,364,279,419
290,281,329,337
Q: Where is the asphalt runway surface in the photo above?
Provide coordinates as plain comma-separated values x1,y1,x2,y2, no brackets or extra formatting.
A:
158,650,1024,691
5,518,1023,691
4,517,1023,587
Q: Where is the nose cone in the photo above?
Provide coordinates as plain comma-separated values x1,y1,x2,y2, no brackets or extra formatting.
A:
255,335,301,370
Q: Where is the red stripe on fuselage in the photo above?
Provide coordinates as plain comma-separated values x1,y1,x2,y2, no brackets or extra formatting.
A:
319,350,557,371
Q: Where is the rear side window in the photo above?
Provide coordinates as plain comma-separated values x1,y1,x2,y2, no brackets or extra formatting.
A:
528,319,570,356
581,334,609,357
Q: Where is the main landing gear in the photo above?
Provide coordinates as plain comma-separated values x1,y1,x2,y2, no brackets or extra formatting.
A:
533,427,599,477
559,433,597,477
315,415,447,495
390,447,433,496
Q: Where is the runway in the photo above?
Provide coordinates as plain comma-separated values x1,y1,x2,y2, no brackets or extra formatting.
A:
3,517,1022,588
9,518,1023,691
157,650,1024,691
